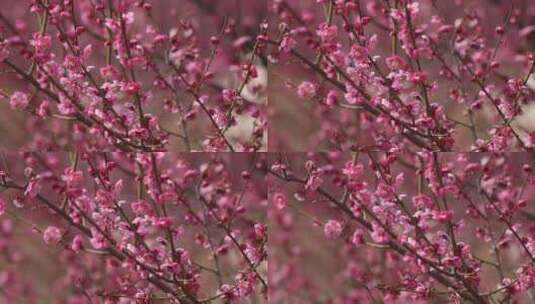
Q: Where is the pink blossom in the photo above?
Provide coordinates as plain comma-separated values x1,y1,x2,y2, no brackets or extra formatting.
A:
385,55,407,70
316,23,338,42
43,226,62,245
305,174,323,191
37,100,50,117
409,71,427,84
71,235,83,253
132,200,151,215
244,244,261,264
155,217,172,229
434,210,454,223
222,89,237,104
351,229,364,246
297,81,317,99
24,179,41,198
343,161,364,182
62,168,83,190
122,81,141,95
324,220,343,239
412,194,434,209
323,89,337,106
344,86,364,105
273,192,287,210
254,223,266,240
30,33,52,52
100,65,120,80
279,35,297,53
9,91,29,110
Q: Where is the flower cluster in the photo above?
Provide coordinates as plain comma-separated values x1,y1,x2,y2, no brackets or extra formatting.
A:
1,1,535,304
0,0,267,152
0,152,267,303
268,152,535,303
269,0,535,152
